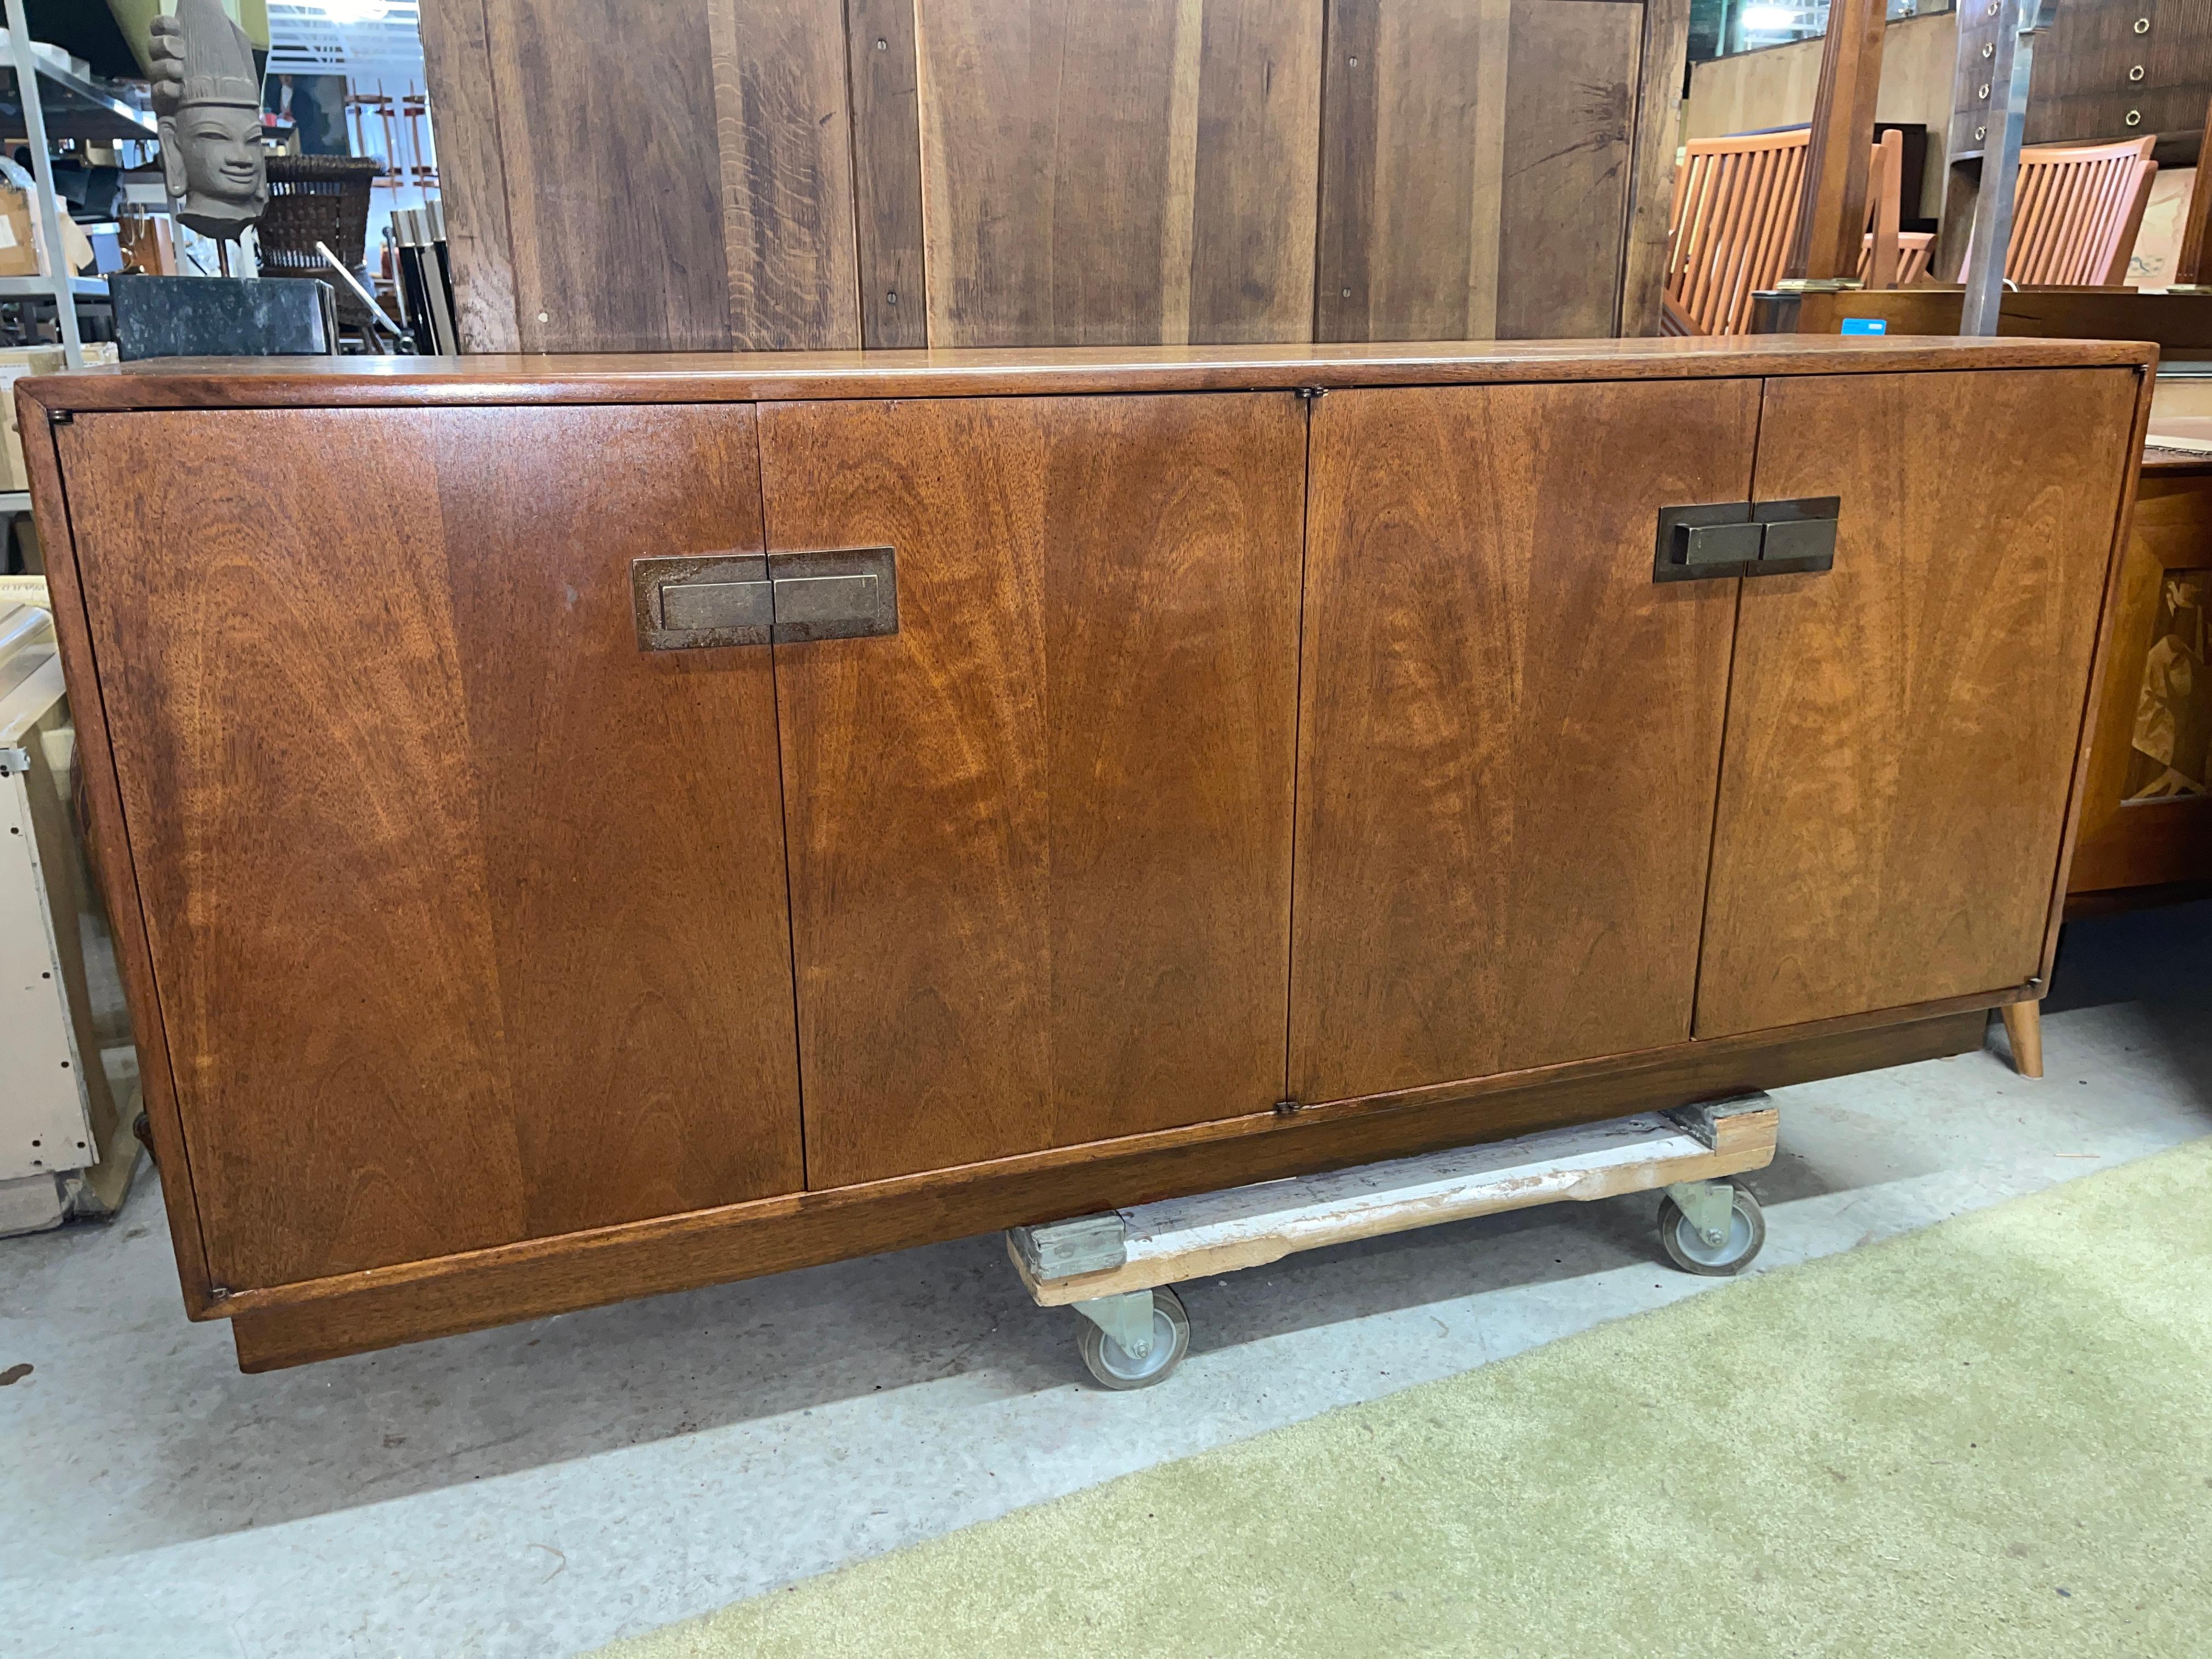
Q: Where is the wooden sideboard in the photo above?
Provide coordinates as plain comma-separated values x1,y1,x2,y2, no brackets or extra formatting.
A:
18,335,2153,1370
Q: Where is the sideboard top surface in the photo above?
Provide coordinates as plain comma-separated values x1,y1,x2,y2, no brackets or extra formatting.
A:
18,335,2156,413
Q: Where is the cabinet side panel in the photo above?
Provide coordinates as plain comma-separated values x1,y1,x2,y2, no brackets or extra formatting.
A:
1291,378,1756,1104
763,392,1304,1185
22,391,216,1312
1697,368,2136,1037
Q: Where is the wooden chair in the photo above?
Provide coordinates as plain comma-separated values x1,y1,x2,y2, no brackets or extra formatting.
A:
1666,129,1921,337
1857,130,1932,289
1663,129,1812,336
1960,136,2159,286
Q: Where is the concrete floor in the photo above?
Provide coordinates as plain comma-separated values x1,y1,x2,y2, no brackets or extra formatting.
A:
4,904,2209,1659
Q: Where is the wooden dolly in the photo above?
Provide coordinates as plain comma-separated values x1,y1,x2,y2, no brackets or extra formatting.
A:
1008,1094,1778,1389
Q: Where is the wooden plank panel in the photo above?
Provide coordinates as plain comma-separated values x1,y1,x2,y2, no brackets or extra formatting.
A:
915,0,1321,347
1619,0,1690,336
761,392,1304,1185
1495,0,1640,339
417,0,521,351
59,407,806,1289
425,406,806,1236
482,0,732,351
1291,379,1757,1105
1697,369,2138,1037
1317,0,1513,342
850,0,929,347
708,0,864,349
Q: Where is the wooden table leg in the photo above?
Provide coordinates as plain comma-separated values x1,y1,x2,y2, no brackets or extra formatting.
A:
2000,1000,2044,1079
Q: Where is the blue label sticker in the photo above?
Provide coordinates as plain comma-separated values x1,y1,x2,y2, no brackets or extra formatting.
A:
1839,318,1888,335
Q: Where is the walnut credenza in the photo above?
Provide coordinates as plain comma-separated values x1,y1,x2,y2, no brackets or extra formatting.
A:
19,337,2153,1370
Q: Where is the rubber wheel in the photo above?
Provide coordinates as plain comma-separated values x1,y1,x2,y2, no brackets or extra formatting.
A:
1656,1186,1765,1277
1077,1287,1190,1390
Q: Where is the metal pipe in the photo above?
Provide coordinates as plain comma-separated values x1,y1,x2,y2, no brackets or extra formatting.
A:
314,239,408,345
1961,0,2058,336
2,0,83,366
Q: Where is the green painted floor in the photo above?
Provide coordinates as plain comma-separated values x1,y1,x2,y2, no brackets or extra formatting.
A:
600,1136,2212,1659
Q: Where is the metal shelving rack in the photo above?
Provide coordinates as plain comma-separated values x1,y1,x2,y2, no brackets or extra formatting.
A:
0,0,157,373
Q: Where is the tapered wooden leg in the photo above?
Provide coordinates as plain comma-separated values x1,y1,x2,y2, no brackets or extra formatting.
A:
2000,1000,2044,1079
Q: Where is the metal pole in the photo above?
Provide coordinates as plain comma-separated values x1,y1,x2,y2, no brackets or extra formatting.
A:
1961,0,2057,336
3,0,83,366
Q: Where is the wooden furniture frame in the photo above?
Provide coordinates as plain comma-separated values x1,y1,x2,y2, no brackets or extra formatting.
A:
19,335,2155,1372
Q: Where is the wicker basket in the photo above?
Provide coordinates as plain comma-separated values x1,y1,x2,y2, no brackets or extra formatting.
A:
258,155,383,321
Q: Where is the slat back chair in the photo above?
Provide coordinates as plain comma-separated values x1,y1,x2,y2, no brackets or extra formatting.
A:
1664,128,1812,335
1960,136,2159,286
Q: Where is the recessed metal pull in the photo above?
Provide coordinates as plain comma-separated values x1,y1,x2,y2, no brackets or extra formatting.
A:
768,546,899,643
633,554,772,650
1653,499,1838,583
1753,496,1839,574
1654,501,1758,582
633,546,898,651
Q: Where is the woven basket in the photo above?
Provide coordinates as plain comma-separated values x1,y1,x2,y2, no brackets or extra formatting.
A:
259,155,383,320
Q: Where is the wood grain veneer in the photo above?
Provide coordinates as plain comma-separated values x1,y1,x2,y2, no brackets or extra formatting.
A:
1291,378,1754,1101
16,336,2158,418
57,404,805,1288
760,392,1302,1183
1696,369,2140,1036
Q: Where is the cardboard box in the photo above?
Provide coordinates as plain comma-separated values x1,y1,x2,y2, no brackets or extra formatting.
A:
0,184,96,280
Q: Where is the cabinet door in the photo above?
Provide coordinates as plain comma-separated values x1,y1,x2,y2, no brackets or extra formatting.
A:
64,405,804,1289
1291,380,1758,1105
760,394,1304,1187
1696,369,2137,1037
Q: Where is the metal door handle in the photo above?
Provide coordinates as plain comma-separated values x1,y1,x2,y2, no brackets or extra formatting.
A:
633,546,898,650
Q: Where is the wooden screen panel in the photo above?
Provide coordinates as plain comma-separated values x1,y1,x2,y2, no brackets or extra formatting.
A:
417,0,521,351
913,0,1322,347
1697,369,2137,1039
1291,379,1756,1106
707,0,863,349
761,393,1304,1186
850,0,929,348
469,0,860,352
479,0,732,351
61,407,804,1289
1317,0,1641,343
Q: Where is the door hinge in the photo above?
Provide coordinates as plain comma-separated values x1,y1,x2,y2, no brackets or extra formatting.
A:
1294,385,1327,403
47,408,72,426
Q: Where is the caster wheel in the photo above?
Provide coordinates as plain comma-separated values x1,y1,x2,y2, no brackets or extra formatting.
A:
1657,1186,1765,1277
1077,1287,1190,1390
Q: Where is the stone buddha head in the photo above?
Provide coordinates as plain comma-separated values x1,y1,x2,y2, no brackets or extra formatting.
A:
149,0,267,241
